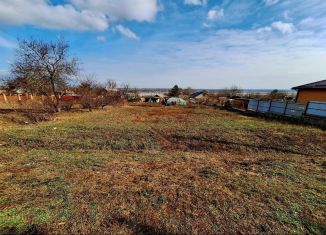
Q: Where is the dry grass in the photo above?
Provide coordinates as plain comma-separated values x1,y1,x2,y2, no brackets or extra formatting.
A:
0,106,325,234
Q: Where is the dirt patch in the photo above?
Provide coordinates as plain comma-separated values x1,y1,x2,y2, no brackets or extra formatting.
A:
150,127,172,148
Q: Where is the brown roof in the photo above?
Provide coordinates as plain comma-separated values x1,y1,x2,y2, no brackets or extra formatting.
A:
292,79,326,90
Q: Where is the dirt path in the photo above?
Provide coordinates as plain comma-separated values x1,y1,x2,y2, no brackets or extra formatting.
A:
150,127,172,148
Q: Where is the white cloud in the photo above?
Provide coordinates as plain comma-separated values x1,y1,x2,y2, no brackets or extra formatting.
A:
0,0,159,31
271,21,295,34
299,17,326,31
184,0,207,6
71,0,159,22
0,36,16,48
263,0,280,6
0,0,108,31
96,36,106,43
115,25,139,41
256,27,272,33
81,26,326,88
207,7,224,21
283,11,292,21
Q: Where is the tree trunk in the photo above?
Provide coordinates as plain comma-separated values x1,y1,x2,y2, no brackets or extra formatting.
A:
54,93,61,112
50,77,61,112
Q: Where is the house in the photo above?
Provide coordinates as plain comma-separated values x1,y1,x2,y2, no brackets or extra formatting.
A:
190,90,207,100
143,95,163,103
292,79,326,103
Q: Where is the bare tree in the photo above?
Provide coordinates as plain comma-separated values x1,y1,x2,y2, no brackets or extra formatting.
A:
120,83,130,98
218,85,242,98
76,75,107,111
228,85,242,97
106,79,117,91
127,87,140,102
11,38,79,112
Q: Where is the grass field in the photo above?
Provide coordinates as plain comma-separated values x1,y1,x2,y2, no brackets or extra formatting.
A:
0,105,325,234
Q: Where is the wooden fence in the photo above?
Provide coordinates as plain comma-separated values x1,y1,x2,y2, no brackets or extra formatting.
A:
0,94,45,103
0,94,81,104
247,99,326,119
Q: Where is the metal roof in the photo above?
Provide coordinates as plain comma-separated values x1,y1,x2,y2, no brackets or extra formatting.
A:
292,79,326,90
190,90,207,99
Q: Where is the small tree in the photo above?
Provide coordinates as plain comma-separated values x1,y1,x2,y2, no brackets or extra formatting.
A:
120,83,130,98
101,79,123,108
11,38,79,112
269,89,287,100
127,87,140,102
106,79,117,91
228,85,242,97
218,85,242,98
76,76,107,111
169,85,181,97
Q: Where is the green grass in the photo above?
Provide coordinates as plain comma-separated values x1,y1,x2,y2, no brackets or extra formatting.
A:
0,106,325,234
0,208,28,234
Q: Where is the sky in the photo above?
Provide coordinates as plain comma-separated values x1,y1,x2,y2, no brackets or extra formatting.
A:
0,0,326,89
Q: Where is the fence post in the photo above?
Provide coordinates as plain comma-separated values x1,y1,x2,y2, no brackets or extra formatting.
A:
268,101,272,113
303,101,310,116
256,100,260,112
283,101,288,115
3,94,8,103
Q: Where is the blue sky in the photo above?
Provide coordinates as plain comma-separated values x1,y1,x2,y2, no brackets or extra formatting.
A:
0,0,326,89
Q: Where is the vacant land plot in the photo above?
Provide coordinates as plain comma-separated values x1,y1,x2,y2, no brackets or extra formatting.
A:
0,106,325,234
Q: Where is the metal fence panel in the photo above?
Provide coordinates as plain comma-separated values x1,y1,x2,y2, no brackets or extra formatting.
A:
306,108,326,117
270,101,286,114
306,101,326,118
285,103,305,117
245,100,326,120
257,101,270,113
307,102,326,110
248,100,258,111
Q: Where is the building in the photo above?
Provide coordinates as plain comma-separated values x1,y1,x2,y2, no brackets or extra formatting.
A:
142,94,163,103
292,79,326,104
189,90,207,100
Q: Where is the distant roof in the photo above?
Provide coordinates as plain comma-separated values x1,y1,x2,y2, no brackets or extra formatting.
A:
292,79,326,90
190,90,207,99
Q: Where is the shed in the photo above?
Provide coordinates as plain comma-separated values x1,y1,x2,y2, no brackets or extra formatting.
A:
292,79,326,103
167,97,187,106
143,95,162,103
190,90,207,100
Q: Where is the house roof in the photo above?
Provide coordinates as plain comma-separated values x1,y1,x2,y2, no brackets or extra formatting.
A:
292,79,326,90
190,90,207,99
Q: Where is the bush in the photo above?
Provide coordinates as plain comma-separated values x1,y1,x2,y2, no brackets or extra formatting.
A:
24,111,54,123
